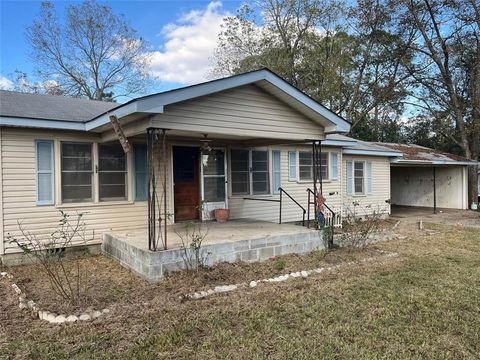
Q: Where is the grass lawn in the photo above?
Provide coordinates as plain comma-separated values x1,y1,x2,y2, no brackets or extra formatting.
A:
1,224,479,359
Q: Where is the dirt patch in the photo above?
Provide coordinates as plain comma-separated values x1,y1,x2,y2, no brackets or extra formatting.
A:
1,224,478,359
2,246,384,315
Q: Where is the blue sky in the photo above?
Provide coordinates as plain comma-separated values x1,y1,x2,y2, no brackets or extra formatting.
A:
0,0,242,99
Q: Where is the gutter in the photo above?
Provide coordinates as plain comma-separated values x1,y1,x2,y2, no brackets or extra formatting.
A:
391,159,478,166
0,116,86,131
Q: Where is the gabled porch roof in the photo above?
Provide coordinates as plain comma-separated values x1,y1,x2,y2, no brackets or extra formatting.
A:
88,69,351,135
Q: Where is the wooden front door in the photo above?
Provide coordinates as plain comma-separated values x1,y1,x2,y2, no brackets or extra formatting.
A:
173,146,200,222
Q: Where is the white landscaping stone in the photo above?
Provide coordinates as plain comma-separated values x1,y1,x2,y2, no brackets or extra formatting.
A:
11,284,22,295
92,311,103,319
19,301,28,310
79,313,91,321
53,315,67,324
249,281,257,288
214,285,237,293
46,313,57,322
65,315,78,323
0,272,7,277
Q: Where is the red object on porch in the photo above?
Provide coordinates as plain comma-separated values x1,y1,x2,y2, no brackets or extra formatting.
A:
214,208,230,223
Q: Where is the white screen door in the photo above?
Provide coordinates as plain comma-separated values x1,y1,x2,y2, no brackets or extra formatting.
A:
201,148,227,220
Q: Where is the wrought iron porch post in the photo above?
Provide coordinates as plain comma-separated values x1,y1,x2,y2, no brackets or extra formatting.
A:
147,128,168,251
147,128,156,251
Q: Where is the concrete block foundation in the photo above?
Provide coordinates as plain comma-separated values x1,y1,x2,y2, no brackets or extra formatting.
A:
102,220,324,282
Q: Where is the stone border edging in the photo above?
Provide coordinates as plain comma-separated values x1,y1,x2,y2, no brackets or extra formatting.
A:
181,250,399,300
0,271,110,324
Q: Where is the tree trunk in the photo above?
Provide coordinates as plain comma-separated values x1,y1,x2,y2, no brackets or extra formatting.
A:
468,165,479,208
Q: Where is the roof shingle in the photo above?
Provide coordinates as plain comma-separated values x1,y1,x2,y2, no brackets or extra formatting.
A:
0,90,118,123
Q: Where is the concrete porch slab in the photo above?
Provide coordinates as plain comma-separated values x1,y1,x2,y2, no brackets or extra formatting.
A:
102,220,324,282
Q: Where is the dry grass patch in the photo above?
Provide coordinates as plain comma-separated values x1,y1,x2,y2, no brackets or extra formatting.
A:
1,224,479,359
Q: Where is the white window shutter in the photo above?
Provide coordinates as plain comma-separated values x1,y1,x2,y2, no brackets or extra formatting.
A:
288,151,297,181
272,150,281,194
346,160,353,196
36,140,54,205
367,161,372,194
331,153,338,180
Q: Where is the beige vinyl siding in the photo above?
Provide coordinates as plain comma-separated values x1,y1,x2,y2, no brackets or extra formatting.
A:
0,127,3,255
150,85,325,140
1,127,149,255
342,155,391,217
228,146,343,223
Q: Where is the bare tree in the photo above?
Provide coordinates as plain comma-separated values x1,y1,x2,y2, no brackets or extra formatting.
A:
399,0,479,204
26,0,152,100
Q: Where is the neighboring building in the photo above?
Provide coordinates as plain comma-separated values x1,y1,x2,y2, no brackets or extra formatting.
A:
373,143,472,211
0,69,475,266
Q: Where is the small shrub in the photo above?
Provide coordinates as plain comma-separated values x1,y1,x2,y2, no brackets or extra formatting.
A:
311,249,327,261
175,220,210,272
7,211,92,305
274,259,286,271
339,201,386,249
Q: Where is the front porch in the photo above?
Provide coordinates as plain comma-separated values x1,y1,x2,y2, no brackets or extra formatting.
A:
102,220,323,282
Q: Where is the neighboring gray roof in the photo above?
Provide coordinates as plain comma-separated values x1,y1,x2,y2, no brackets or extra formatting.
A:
0,90,118,122
375,142,477,165
325,134,403,157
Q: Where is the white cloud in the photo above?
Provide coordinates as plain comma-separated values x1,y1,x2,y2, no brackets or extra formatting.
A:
148,1,230,84
0,75,13,90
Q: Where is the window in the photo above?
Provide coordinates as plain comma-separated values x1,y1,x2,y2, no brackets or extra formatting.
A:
61,142,93,203
298,151,328,181
98,143,127,201
354,161,365,195
252,150,269,194
299,151,313,180
202,149,226,202
36,140,54,205
272,150,281,194
231,149,249,195
288,151,297,181
231,149,269,195
134,144,148,201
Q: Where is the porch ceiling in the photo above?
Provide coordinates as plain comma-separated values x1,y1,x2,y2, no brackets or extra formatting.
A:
126,128,315,147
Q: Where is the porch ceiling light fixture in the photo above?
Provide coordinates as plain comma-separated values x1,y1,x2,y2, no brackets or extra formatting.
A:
201,134,213,152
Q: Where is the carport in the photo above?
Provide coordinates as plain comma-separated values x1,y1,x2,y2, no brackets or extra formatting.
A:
375,143,472,212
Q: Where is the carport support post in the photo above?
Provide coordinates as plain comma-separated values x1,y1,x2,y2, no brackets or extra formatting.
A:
433,167,437,214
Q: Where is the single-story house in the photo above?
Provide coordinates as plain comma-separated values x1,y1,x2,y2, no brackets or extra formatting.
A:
0,69,475,275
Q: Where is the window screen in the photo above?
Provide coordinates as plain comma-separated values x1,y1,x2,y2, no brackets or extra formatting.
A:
231,149,249,195
299,151,313,181
251,151,269,194
99,143,127,201
61,142,93,203
354,161,365,195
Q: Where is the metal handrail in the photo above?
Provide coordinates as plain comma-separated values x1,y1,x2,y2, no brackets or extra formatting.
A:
278,187,306,226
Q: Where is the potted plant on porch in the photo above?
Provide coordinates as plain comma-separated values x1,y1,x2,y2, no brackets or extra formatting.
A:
214,208,230,223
